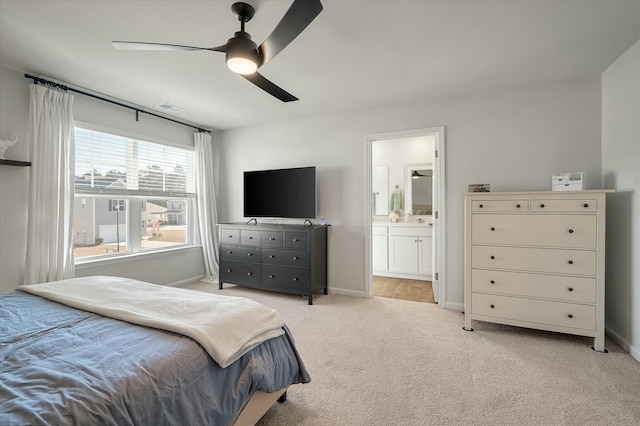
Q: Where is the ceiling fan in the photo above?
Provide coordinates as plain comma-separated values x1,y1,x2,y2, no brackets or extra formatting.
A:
112,0,323,102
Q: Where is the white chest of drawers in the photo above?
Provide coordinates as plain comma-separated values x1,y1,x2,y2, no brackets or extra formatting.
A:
463,190,612,351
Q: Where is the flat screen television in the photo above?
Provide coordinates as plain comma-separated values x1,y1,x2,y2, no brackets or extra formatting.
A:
244,166,316,219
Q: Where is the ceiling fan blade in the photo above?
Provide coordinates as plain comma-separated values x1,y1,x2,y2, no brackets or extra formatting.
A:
257,0,323,66
112,41,226,52
242,72,298,102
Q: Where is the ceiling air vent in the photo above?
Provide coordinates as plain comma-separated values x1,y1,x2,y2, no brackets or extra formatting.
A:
157,102,185,113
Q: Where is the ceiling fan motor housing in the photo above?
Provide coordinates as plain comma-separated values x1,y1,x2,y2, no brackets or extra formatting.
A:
224,31,260,66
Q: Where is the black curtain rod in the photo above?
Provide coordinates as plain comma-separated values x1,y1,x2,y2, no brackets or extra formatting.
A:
24,73,210,134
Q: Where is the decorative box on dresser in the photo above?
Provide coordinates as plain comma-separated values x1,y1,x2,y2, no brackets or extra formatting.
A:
463,190,613,352
218,223,328,305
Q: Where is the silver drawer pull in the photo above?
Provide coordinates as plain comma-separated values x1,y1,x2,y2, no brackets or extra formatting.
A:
227,269,232,273
293,277,299,281
269,255,275,258
247,253,253,256
293,238,299,242
293,256,299,260
270,237,276,241
269,275,275,279
248,236,253,240
247,272,253,276
228,235,233,238
227,251,233,254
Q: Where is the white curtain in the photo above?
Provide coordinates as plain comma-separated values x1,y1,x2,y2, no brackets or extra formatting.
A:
24,84,76,284
195,132,219,282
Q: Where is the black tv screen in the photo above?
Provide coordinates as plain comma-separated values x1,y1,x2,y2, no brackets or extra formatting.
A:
244,166,316,218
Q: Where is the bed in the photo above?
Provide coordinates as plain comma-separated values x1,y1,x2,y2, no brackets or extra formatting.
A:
0,276,310,425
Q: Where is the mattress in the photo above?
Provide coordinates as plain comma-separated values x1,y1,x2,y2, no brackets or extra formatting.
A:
0,289,310,425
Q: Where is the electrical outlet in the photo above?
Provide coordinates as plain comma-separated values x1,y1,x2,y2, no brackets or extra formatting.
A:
152,261,160,271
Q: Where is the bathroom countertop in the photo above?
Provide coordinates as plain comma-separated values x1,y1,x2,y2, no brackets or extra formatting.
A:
373,219,433,227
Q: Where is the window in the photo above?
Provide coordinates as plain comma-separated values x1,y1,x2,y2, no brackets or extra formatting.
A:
73,127,196,260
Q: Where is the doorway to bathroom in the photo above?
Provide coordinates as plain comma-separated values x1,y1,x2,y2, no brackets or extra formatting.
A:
364,126,446,305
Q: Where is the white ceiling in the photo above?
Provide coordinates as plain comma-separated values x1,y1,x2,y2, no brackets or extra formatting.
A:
1,0,639,131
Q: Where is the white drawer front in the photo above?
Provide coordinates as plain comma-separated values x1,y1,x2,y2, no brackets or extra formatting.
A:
530,199,596,212
471,200,528,212
471,269,596,304
472,293,596,331
389,226,431,237
372,225,388,236
471,245,596,276
471,214,597,249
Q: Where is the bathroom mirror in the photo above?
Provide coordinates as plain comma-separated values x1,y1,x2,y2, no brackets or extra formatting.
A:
405,163,433,216
372,165,389,216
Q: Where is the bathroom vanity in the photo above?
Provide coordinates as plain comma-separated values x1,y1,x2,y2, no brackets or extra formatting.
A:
373,221,433,280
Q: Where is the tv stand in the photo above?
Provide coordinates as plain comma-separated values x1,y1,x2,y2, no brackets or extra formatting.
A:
218,223,329,304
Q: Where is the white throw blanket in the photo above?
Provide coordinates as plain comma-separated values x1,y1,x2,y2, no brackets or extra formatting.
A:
17,276,285,368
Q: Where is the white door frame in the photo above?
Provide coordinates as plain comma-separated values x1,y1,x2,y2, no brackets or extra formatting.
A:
364,126,446,305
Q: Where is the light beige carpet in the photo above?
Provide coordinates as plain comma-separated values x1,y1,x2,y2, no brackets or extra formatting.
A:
182,282,640,426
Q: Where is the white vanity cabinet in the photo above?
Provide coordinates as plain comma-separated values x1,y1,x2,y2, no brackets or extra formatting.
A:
372,224,389,273
463,190,612,351
373,223,432,280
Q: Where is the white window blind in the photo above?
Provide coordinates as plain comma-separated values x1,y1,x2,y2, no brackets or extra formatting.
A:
75,127,195,197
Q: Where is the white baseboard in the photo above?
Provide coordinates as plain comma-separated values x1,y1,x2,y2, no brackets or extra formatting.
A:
329,287,367,298
168,275,205,287
606,324,640,363
445,301,464,312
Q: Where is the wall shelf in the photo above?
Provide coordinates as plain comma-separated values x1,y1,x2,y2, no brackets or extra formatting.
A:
0,159,31,167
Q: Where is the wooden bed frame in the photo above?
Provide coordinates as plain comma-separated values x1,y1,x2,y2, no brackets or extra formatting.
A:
234,388,287,426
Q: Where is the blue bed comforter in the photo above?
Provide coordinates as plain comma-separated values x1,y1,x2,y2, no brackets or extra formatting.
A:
0,291,310,426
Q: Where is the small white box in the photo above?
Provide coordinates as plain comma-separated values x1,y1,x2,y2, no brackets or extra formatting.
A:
552,172,583,191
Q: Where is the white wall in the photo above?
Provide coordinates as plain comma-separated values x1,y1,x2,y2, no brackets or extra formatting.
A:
0,65,205,292
218,76,603,307
602,39,640,361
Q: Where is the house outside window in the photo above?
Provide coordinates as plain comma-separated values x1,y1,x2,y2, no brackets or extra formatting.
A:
72,127,196,260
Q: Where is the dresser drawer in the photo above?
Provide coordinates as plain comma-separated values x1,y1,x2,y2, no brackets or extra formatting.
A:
472,200,528,212
220,261,261,287
472,214,597,249
220,228,239,244
471,269,596,304
261,231,283,248
530,199,597,212
220,245,261,263
263,248,310,268
284,231,309,249
262,266,309,292
240,230,261,246
471,245,596,276
471,293,596,331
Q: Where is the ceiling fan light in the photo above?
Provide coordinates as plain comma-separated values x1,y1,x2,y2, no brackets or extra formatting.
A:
226,56,258,75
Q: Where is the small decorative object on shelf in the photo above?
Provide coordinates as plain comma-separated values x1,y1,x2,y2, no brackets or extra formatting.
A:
468,183,490,192
0,135,18,160
552,172,583,191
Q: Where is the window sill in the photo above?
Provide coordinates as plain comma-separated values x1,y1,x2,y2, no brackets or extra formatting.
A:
74,245,202,269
